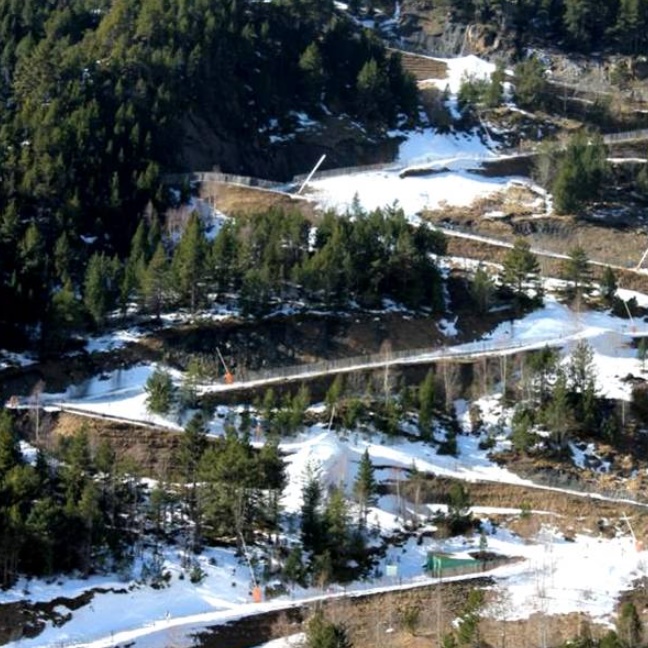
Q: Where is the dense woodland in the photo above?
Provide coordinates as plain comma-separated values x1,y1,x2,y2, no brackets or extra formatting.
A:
0,0,419,347
447,0,648,54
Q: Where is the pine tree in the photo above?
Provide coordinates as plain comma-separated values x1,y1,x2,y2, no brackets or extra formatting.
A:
323,486,351,574
84,253,111,326
544,369,572,450
418,370,436,440
177,414,208,550
501,238,540,298
485,60,506,108
325,374,344,419
471,265,495,314
0,412,20,478
617,601,643,647
305,610,353,648
568,341,596,394
301,469,323,554
553,132,609,215
562,245,592,298
600,266,618,304
142,242,169,318
447,482,471,533
299,42,325,105
145,368,175,415
353,449,377,525
172,212,207,313
514,57,548,110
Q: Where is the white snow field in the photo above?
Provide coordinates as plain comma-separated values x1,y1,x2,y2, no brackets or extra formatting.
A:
4,53,648,648
306,54,546,219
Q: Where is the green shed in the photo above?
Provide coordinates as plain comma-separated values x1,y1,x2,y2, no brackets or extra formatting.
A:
425,553,480,577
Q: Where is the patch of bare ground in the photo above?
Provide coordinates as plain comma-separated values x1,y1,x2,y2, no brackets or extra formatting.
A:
197,579,610,648
47,412,182,475
198,182,320,221
424,198,648,294
397,469,648,540
397,51,448,81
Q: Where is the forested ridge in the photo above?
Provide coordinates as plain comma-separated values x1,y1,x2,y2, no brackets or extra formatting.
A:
448,0,648,54
0,0,419,348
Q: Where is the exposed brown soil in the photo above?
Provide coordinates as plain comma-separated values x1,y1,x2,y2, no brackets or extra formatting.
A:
194,577,611,648
397,51,448,81
198,182,320,221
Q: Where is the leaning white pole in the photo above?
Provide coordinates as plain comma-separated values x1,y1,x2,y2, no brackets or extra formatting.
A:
297,154,327,194
637,245,648,271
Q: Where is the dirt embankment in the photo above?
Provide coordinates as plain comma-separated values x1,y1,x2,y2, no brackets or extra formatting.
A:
195,577,608,648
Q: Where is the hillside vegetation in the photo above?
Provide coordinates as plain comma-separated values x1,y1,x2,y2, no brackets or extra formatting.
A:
0,0,418,346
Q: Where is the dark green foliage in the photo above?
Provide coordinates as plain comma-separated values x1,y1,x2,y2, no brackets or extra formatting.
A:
1,422,133,586
501,238,540,298
448,0,647,55
470,265,495,315
145,368,175,414
353,449,377,524
301,470,324,554
172,212,207,313
84,253,120,327
418,370,436,439
511,405,536,453
198,429,286,542
0,0,420,340
553,132,610,215
528,345,558,403
514,57,549,111
562,246,592,298
600,266,618,305
447,482,472,534
305,609,353,648
617,601,642,647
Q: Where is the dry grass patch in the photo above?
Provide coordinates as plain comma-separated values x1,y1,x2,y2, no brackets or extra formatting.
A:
199,182,320,221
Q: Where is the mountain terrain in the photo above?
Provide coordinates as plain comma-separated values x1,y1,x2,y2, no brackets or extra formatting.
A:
5,1,648,648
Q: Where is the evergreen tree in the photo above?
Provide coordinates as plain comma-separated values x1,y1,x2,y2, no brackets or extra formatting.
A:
617,601,642,648
485,60,506,108
562,245,592,299
325,374,345,418
299,42,325,105
553,132,610,215
544,369,572,450
352,449,377,525
600,266,618,304
418,370,436,440
46,279,83,351
172,212,207,313
447,482,471,534
501,238,540,299
301,468,323,554
145,368,175,415
568,341,596,394
84,253,114,326
142,242,169,318
305,609,353,648
471,265,495,314
177,413,208,550
514,57,548,110
0,413,20,478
